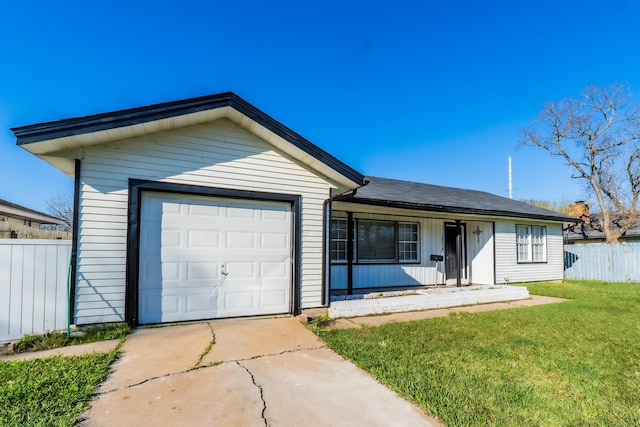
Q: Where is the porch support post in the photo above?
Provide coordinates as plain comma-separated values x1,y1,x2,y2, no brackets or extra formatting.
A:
347,212,354,295
455,220,462,288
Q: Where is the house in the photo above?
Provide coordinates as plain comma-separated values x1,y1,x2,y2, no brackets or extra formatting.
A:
0,198,69,239
564,201,640,243
12,92,576,326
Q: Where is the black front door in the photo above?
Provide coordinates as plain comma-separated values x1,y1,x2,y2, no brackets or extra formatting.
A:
444,222,466,285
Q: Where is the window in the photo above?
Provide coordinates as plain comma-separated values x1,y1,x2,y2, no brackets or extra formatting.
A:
516,225,547,263
330,218,348,262
330,216,420,263
398,222,419,261
358,220,396,261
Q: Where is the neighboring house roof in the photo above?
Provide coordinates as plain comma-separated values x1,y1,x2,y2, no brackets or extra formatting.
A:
0,198,64,225
335,176,577,222
564,212,640,241
12,92,365,190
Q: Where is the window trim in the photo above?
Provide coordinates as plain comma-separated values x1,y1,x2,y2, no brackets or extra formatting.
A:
516,224,547,264
329,217,349,264
398,221,419,262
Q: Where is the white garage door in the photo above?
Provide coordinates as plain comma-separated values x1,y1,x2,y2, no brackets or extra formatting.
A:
138,192,292,323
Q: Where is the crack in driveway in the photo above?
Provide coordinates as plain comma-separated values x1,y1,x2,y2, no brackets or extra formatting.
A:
96,344,327,396
236,360,270,427
194,322,216,368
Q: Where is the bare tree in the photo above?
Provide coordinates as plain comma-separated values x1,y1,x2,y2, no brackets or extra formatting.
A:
46,191,74,232
520,84,640,242
521,199,571,215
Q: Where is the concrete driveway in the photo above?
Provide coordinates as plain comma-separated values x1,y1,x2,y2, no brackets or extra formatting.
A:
80,317,440,427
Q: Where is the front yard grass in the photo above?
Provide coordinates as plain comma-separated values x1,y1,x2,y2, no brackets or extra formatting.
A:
315,281,640,426
0,351,118,426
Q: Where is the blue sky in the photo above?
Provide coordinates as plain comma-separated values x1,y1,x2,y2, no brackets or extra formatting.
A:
1,0,638,212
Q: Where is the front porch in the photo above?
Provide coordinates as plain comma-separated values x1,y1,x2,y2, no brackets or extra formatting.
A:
328,284,529,318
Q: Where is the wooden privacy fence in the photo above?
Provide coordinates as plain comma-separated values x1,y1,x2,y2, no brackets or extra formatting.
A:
0,239,72,342
564,241,640,283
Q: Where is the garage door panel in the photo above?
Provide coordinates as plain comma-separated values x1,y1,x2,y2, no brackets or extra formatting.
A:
261,232,289,249
226,231,257,249
187,203,221,217
162,229,182,248
260,290,288,307
226,205,258,219
139,192,292,324
187,230,220,248
260,260,288,277
186,262,221,281
261,208,289,221
140,293,179,318
225,261,256,278
185,292,219,313
223,291,255,312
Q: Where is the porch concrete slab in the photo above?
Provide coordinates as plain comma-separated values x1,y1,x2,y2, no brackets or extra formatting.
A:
201,316,323,365
352,308,452,327
243,347,437,427
511,295,569,306
0,339,120,362
83,362,262,427
99,322,213,393
329,285,530,318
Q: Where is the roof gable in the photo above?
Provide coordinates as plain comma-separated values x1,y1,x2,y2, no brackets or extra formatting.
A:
12,92,364,189
336,176,577,222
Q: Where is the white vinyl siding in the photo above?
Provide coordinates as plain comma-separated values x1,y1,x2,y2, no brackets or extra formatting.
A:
73,118,335,324
495,220,563,284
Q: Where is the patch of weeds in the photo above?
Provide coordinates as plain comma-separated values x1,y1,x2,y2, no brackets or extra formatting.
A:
10,324,130,355
305,313,334,331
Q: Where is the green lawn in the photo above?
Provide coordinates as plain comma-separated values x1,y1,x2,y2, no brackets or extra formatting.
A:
0,351,118,427
315,281,640,426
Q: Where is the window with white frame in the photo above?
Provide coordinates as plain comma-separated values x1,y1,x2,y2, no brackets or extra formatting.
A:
330,218,348,262
516,225,547,263
398,222,419,261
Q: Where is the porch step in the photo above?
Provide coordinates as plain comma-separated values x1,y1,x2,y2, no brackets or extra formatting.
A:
329,285,530,318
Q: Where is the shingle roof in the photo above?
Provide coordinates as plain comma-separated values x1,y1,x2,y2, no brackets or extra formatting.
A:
565,212,640,240
335,176,577,222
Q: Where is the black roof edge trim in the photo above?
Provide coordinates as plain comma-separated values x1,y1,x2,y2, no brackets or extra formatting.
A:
335,198,576,223
12,92,365,186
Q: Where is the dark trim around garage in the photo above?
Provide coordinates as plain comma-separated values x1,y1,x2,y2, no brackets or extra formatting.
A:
125,179,302,326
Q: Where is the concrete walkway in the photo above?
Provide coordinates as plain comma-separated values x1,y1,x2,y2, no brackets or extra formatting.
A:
79,317,441,427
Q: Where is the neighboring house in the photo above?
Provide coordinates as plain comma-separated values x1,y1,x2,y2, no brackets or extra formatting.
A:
12,92,576,326
0,198,69,239
564,201,640,243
